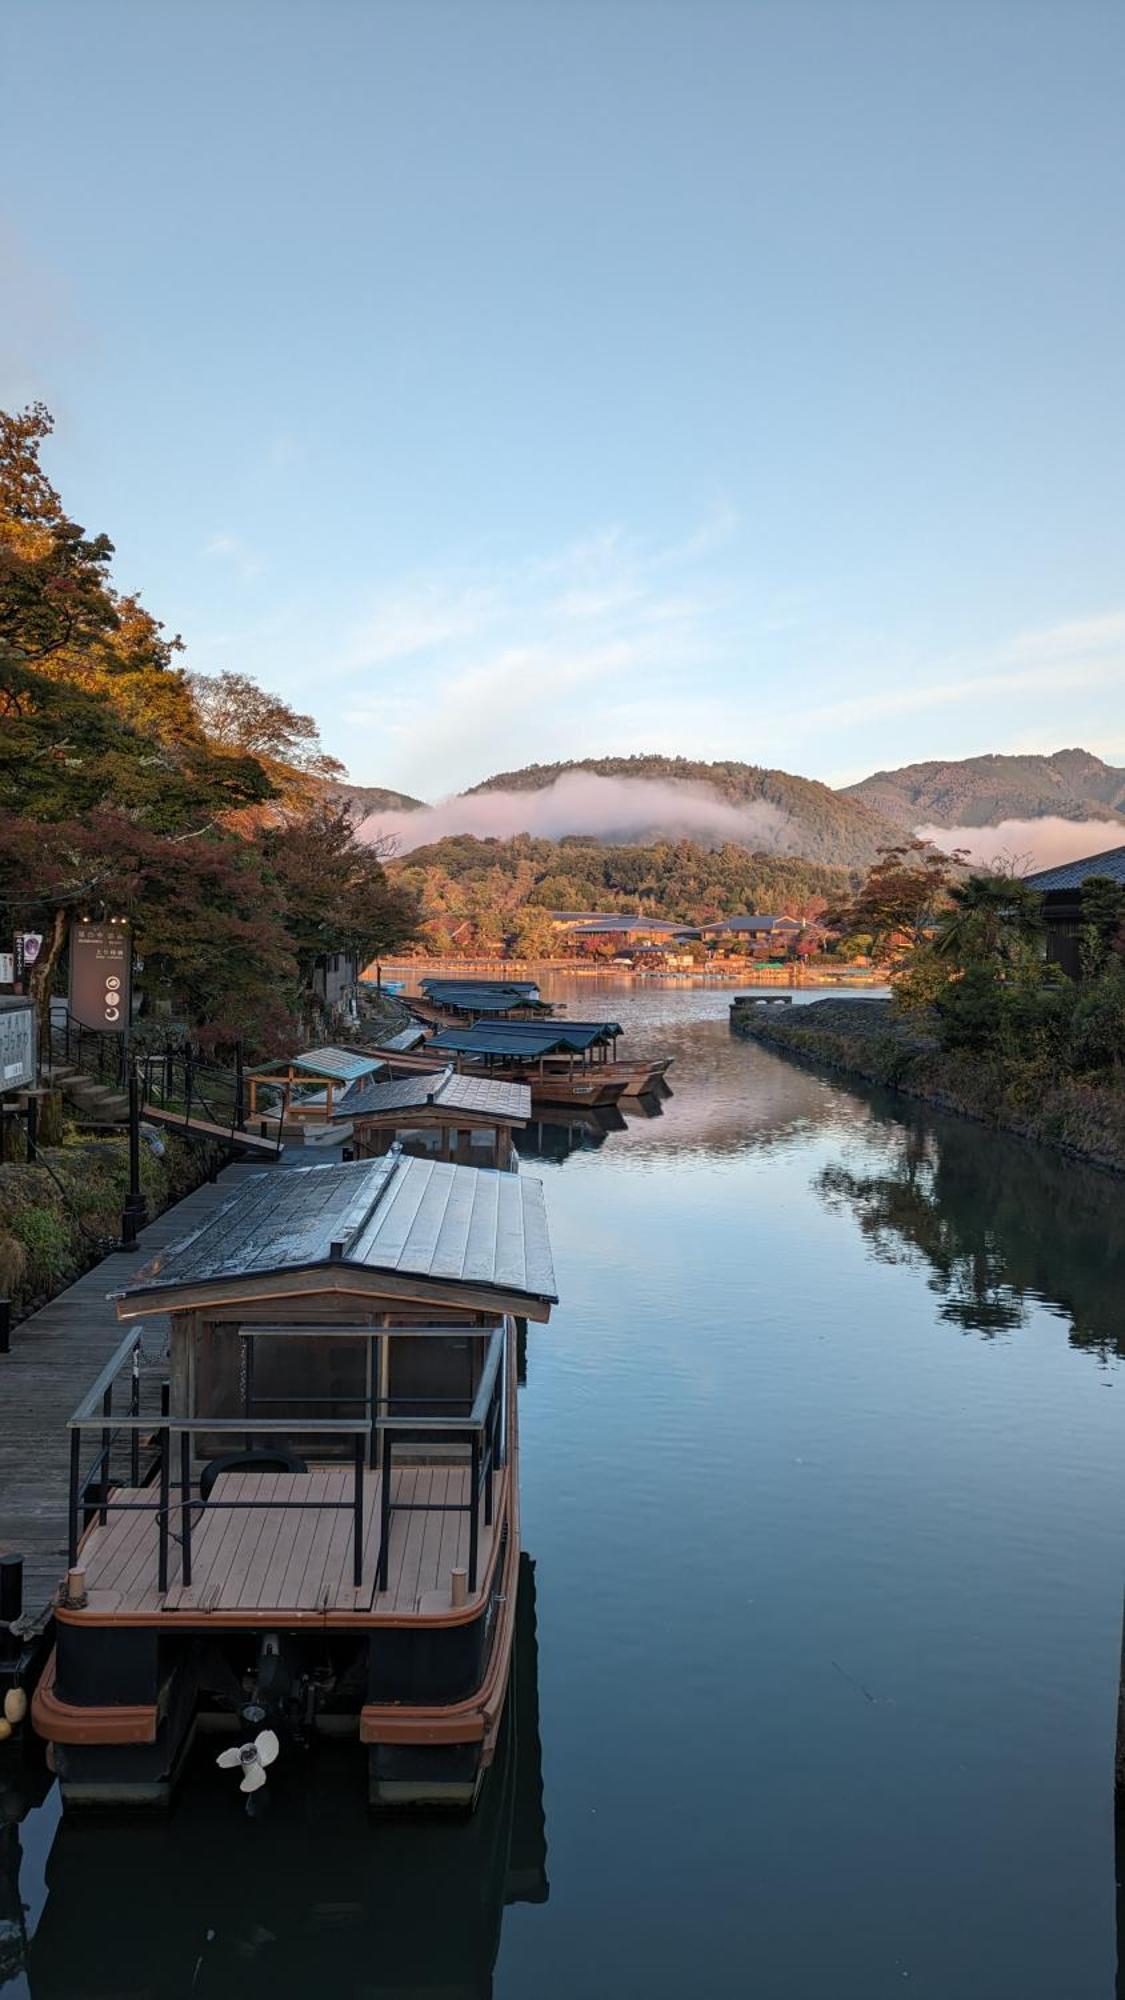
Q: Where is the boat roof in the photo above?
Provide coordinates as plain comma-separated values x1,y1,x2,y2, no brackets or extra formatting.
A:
429,1025,577,1060
330,1068,531,1124
252,1045,387,1084
484,1017,623,1043
421,989,551,1014
420,978,541,998
375,1024,428,1053
115,1154,556,1315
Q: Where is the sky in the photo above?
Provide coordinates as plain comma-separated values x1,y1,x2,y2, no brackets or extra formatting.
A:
3,0,1124,802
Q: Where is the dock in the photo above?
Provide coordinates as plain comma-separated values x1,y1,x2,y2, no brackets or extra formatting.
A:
0,1162,263,1626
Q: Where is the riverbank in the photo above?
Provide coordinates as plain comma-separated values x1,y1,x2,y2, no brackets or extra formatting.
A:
0,1127,230,1324
733,996,1125,1177
375,956,879,986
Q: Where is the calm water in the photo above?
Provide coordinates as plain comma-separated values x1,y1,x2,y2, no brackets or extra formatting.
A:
3,978,1123,1998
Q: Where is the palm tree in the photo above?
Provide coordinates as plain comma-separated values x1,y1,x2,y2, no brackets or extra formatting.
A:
933,873,1044,970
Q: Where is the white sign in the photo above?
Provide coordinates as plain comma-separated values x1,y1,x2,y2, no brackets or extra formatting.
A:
0,1000,36,1093
0,954,13,986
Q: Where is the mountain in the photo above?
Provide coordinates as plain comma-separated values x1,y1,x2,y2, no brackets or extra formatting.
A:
843,749,1125,829
465,755,903,866
332,782,425,818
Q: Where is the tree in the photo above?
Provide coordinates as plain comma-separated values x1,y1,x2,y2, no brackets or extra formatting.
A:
0,403,118,664
190,670,345,813
827,841,960,959
262,804,418,1014
509,908,557,958
1077,875,1125,977
933,871,1044,971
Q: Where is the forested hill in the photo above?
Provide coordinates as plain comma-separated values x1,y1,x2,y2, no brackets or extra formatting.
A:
332,782,425,817
464,755,902,866
843,749,1125,829
393,833,855,949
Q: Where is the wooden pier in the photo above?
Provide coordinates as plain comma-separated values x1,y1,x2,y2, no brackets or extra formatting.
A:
0,1163,263,1626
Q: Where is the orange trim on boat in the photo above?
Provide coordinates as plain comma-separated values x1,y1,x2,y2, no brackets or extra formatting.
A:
31,1648,158,1746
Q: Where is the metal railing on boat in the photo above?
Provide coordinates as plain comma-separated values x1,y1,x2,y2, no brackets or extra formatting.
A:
64,1325,506,1600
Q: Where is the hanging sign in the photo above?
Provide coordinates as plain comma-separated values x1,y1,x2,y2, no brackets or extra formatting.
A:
14,933,43,982
0,953,13,987
69,920,132,1033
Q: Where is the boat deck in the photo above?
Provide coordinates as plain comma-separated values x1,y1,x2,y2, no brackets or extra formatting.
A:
73,1465,496,1620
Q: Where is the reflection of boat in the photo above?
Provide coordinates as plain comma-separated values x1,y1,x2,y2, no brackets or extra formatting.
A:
621,1092,665,1121
23,1556,548,1997
0,1750,54,1991
518,1105,626,1163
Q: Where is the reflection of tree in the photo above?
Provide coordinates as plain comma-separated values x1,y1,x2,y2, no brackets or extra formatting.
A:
818,1112,1125,1356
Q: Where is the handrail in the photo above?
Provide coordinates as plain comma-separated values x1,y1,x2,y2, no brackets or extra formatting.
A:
65,1317,509,1599
69,1327,143,1423
68,1414,372,1433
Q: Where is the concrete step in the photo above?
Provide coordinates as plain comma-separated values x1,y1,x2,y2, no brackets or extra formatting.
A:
74,1094,129,1123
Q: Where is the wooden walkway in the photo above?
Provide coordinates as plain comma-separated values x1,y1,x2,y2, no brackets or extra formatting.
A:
76,1464,494,1619
0,1163,263,1624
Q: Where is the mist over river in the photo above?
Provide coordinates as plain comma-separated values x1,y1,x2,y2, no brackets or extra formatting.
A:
5,978,1123,1999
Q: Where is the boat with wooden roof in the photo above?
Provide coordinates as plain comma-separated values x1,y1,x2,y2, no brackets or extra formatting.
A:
31,1151,557,1812
332,1067,532,1169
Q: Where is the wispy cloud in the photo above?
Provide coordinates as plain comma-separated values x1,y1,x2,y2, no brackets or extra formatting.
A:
203,533,263,581
791,612,1125,734
332,514,737,792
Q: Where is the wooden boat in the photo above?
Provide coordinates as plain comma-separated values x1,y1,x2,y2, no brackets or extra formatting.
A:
409,980,555,1027
426,1021,669,1103
329,1067,533,1170
32,1152,557,1812
368,1038,628,1109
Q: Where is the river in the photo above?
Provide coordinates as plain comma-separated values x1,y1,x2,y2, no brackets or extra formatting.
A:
3,978,1123,1998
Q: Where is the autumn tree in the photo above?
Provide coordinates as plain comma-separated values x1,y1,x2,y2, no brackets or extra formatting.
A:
262,804,419,1016
827,841,960,959
190,669,345,814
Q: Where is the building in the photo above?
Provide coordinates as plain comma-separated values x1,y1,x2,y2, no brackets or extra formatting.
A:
311,949,360,1023
550,914,695,944
697,915,805,956
1023,844,1125,978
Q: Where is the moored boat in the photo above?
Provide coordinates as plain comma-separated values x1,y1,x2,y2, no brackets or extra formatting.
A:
32,1152,557,1813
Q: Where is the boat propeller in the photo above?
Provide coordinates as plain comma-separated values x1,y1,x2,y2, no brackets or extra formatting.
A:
216,1729,280,1793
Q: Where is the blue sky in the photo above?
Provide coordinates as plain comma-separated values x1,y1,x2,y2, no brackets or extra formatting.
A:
3,0,1123,800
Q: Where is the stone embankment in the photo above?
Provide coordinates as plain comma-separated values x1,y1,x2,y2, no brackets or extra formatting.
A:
733,997,1125,1177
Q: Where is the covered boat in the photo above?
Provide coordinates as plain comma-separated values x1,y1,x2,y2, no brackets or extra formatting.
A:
32,1152,557,1812
333,1067,531,1169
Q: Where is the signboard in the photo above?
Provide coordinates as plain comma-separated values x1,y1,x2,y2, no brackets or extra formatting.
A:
0,997,36,1092
14,933,43,982
0,953,13,987
69,920,132,1033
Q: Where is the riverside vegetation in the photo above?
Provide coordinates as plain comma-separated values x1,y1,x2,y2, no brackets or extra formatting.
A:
0,402,418,1315
0,403,419,1058
737,845,1125,1175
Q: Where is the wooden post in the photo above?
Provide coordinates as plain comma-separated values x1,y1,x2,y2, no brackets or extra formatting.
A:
450,1567,467,1608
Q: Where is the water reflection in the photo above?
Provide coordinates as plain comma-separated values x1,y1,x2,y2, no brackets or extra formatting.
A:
6,1557,547,1999
816,1103,1125,1357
